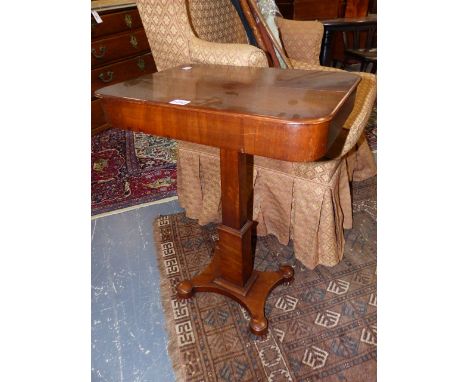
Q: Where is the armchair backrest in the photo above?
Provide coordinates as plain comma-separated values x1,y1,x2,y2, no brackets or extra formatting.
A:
188,0,247,44
136,0,248,71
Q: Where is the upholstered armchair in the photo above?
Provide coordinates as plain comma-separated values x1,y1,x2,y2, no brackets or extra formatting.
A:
136,0,376,270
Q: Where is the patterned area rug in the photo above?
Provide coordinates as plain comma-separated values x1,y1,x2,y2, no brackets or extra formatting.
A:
154,178,377,381
364,106,377,153
91,128,177,215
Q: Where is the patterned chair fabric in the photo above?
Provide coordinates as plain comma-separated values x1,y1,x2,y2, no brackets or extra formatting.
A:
275,17,324,66
136,0,377,270
137,0,262,71
188,0,247,44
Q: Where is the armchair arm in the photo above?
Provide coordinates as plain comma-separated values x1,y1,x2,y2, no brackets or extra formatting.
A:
189,36,268,68
340,71,376,155
290,59,343,72
290,59,377,158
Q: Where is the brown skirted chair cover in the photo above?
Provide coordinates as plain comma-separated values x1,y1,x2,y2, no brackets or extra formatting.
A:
136,0,377,269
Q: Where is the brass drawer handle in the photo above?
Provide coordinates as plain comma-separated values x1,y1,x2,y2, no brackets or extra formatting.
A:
137,57,145,71
98,71,114,83
92,46,107,58
130,35,138,48
124,14,132,28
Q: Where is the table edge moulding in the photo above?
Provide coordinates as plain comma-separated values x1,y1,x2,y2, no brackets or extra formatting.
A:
96,64,360,335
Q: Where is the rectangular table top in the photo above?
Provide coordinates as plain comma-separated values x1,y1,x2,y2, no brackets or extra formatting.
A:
96,64,359,162
97,64,359,123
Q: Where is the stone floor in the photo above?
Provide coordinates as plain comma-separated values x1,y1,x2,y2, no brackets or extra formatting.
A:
91,199,183,382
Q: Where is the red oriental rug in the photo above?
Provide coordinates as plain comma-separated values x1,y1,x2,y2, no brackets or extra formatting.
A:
91,128,177,216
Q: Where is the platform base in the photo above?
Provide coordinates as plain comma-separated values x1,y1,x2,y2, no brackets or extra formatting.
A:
176,250,294,336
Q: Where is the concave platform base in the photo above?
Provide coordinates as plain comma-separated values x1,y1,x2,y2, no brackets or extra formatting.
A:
176,249,294,336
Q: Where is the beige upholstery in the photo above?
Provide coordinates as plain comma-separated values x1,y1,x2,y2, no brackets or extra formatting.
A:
136,0,377,269
188,0,247,44
275,17,324,66
177,73,376,269
136,0,264,71
189,37,268,67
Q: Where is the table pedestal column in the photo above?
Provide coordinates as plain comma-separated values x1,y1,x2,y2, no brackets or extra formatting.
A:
176,149,294,336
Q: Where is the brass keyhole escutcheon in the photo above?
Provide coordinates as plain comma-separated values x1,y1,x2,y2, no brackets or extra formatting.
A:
124,14,132,28
130,35,138,48
137,57,145,71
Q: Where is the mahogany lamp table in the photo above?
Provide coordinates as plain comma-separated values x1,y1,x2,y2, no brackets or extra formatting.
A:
96,64,360,336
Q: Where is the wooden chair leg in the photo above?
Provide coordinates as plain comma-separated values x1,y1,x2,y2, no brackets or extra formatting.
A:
360,60,367,72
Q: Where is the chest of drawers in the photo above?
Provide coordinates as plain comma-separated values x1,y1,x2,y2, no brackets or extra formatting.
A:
91,4,156,134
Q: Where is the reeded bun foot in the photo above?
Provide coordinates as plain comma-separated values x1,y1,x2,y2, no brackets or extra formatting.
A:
176,280,194,299
250,316,268,336
280,265,294,283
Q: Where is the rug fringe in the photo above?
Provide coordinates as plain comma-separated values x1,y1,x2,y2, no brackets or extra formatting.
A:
153,215,186,382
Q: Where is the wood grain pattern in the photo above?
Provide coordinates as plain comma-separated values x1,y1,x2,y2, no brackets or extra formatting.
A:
91,8,143,39
97,64,358,335
344,0,370,18
91,28,151,67
91,99,109,132
294,0,342,20
91,4,155,134
97,64,359,162
91,53,156,98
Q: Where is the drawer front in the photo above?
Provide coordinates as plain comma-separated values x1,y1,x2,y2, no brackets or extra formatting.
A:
91,53,156,97
294,0,341,20
91,28,150,67
91,8,143,39
92,98,108,130
275,0,294,19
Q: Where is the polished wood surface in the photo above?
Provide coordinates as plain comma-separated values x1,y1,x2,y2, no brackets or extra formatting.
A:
91,8,142,38
320,15,377,66
96,64,359,335
91,28,151,67
91,53,156,98
275,0,344,20
321,15,377,27
344,0,370,17
275,0,373,21
91,99,107,130
97,64,359,162
294,0,342,20
91,4,155,135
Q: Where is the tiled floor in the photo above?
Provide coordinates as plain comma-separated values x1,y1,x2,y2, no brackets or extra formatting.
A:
91,199,183,382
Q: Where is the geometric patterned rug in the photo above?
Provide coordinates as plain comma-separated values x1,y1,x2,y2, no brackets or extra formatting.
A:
364,105,377,153
91,128,177,216
153,177,377,381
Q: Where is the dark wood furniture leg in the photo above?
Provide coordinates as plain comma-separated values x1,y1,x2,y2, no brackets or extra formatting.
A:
176,149,294,336
320,29,334,66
